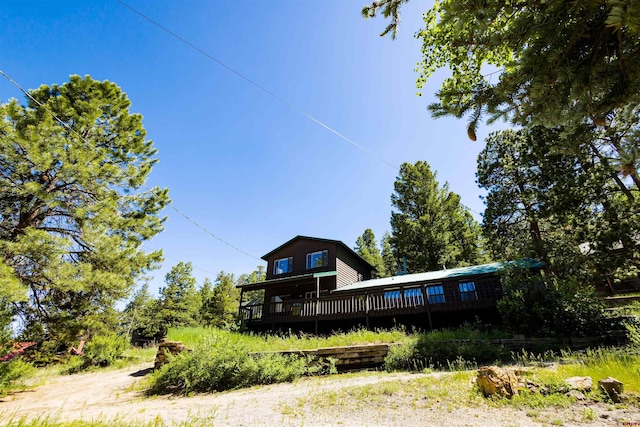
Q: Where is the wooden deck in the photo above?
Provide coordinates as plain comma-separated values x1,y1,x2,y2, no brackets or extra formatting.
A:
241,277,502,331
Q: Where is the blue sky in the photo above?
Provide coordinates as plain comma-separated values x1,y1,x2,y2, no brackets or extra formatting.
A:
1,1,499,296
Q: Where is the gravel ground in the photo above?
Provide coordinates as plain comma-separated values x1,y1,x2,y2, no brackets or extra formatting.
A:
1,363,639,426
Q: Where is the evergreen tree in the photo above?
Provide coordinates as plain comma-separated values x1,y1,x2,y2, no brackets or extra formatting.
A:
363,0,640,140
157,262,201,329
380,232,397,276
122,283,157,338
237,266,266,303
354,228,387,277
201,272,240,329
0,75,169,347
477,126,640,281
198,278,215,326
390,161,484,273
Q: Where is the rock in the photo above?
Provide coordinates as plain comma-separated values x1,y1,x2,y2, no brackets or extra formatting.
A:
598,377,624,402
566,390,586,400
476,366,521,398
565,376,593,392
154,341,187,370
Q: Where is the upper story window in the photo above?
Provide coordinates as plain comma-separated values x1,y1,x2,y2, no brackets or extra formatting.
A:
306,250,328,269
273,257,293,275
459,281,478,301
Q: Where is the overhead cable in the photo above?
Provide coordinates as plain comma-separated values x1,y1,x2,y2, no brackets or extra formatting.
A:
114,1,483,218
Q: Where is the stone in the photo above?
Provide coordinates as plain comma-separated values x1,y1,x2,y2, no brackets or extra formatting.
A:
476,366,521,398
566,390,586,400
598,377,624,402
565,376,593,392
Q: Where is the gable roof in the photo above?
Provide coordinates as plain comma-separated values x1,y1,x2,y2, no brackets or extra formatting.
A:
333,259,544,293
261,235,377,270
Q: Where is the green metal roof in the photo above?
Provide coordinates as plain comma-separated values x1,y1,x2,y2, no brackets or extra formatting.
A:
333,260,544,293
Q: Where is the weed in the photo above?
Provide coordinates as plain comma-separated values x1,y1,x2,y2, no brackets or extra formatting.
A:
582,407,598,421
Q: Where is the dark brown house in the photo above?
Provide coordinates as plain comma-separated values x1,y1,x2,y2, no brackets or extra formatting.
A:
238,235,543,333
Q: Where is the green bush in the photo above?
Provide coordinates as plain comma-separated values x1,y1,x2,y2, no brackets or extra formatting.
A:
82,333,129,367
0,358,35,395
150,332,309,394
497,267,604,337
384,325,509,371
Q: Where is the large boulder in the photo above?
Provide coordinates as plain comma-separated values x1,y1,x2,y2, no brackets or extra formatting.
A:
476,366,521,398
565,376,593,392
598,377,624,402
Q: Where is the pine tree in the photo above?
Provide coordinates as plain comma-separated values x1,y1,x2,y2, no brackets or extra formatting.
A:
201,272,240,329
364,0,640,137
477,126,640,280
0,75,169,347
237,266,266,303
157,262,201,329
380,232,397,276
122,283,157,338
354,228,387,277
390,161,484,273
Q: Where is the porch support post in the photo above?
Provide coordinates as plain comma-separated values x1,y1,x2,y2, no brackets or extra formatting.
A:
315,276,320,335
365,292,370,330
422,284,433,330
238,287,245,328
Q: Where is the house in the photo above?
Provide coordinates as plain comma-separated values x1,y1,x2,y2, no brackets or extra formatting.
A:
238,235,543,333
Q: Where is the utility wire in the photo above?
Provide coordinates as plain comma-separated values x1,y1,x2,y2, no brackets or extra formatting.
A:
115,0,398,170
115,1,484,218
0,69,261,261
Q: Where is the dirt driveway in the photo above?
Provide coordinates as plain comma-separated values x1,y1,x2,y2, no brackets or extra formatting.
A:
1,363,639,426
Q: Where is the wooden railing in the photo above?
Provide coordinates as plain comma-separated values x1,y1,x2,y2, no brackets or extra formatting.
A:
241,279,501,326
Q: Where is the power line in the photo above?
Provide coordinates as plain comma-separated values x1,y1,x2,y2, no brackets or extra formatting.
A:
0,69,261,261
115,0,398,171
114,0,484,218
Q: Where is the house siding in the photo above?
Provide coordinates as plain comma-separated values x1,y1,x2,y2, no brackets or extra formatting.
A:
335,245,372,288
265,239,338,281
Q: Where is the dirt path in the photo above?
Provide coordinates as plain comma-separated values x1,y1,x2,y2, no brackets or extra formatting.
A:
1,363,639,426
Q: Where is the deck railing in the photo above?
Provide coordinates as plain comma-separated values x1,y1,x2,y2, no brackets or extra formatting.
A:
241,279,500,326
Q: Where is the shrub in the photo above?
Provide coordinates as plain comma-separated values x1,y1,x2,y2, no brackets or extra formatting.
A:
384,325,509,371
0,358,35,395
497,267,604,337
150,332,309,394
82,333,129,367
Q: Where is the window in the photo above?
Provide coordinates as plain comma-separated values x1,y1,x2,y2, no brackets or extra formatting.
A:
459,281,478,301
273,257,292,275
306,250,328,269
426,285,445,304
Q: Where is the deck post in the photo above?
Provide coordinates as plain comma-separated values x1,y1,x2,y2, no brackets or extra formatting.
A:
237,288,245,328
422,284,432,330
365,292,370,329
315,276,320,335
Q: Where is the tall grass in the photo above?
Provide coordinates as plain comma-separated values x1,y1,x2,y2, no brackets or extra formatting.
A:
535,348,640,393
384,324,511,371
150,330,310,394
152,327,409,395
166,326,408,351
1,414,212,427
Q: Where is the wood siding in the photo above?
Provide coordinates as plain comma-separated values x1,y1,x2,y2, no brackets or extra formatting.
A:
265,239,338,280
336,245,373,288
